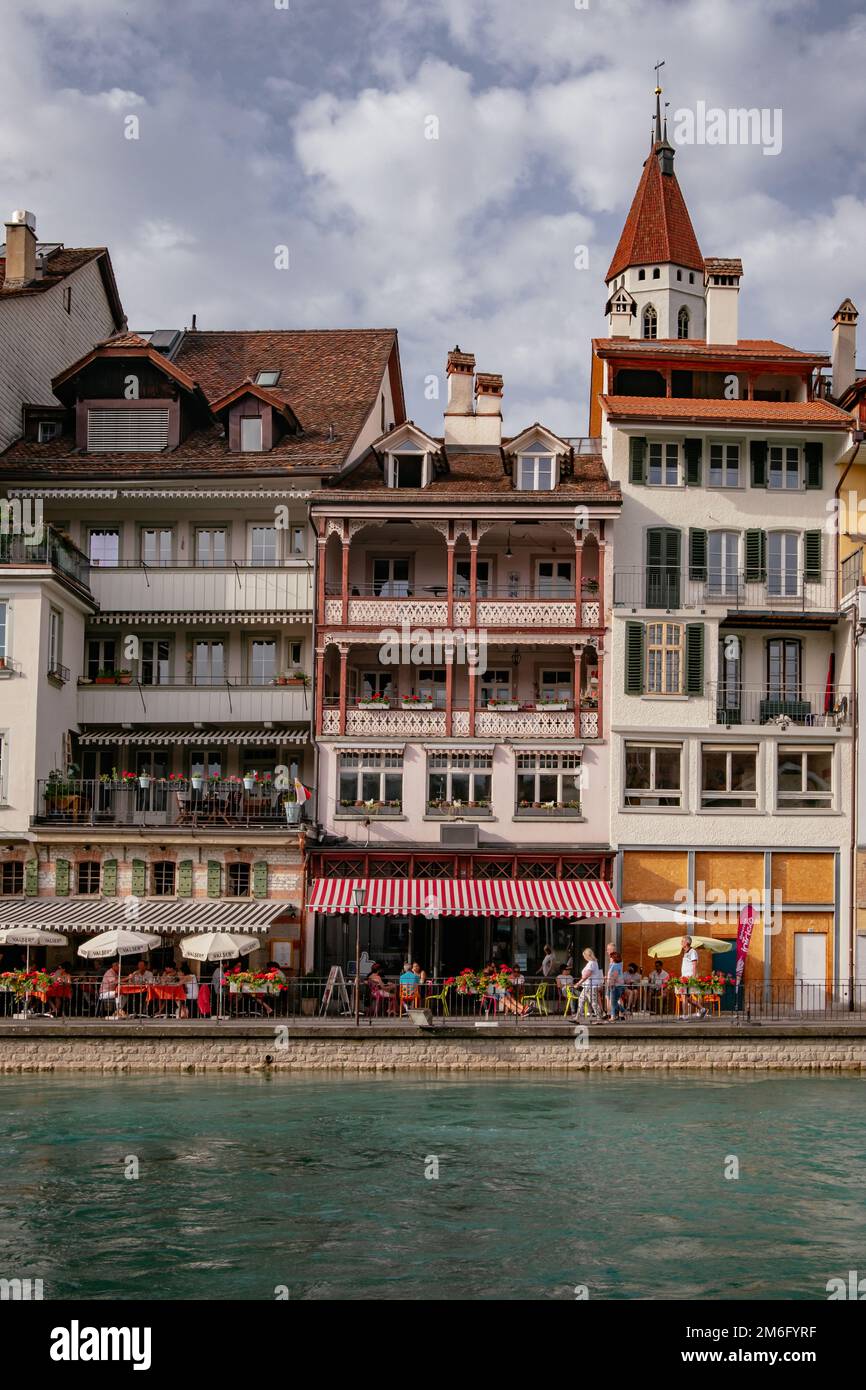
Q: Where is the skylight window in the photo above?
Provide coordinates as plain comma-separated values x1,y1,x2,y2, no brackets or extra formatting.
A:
255,370,280,387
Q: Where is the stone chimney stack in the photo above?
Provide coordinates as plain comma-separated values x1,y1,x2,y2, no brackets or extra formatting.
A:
444,347,503,446
831,299,858,400
3,210,37,289
704,258,742,346
473,372,503,445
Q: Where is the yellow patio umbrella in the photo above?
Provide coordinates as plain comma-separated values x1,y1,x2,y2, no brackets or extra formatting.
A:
647,935,731,958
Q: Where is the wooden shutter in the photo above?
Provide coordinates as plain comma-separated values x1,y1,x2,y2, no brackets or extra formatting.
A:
684,438,702,486
131,858,147,897
252,861,268,899
744,529,767,583
629,436,647,484
684,624,705,695
102,858,118,896
750,440,768,487
803,530,822,582
207,860,222,898
24,857,38,897
804,442,823,489
625,621,644,694
55,857,70,897
177,860,194,898
689,528,708,581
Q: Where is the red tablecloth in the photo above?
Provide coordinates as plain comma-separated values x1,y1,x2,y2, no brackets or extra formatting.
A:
31,983,72,1004
146,983,187,1003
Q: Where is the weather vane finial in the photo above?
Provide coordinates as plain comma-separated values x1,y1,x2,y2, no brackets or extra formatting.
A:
653,60,665,142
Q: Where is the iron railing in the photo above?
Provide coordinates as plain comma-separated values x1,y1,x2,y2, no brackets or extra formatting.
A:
709,684,851,727
841,547,864,598
0,526,91,590
613,566,838,612
33,777,307,828
325,583,598,601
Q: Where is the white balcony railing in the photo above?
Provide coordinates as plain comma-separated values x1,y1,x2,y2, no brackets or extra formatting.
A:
89,564,313,615
77,683,312,724
324,596,601,629
321,706,598,738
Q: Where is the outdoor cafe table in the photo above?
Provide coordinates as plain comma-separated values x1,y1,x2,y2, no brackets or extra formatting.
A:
30,982,72,1005
146,983,187,1004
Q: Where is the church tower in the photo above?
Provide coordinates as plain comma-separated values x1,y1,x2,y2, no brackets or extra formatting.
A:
605,76,706,341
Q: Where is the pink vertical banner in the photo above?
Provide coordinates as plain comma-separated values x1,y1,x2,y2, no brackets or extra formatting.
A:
735,904,755,986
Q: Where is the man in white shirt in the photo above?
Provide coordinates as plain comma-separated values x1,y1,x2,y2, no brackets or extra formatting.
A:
679,936,706,1017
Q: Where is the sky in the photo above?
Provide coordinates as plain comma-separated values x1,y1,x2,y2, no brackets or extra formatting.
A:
2,0,866,437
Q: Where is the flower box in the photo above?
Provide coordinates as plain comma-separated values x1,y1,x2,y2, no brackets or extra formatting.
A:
486,701,518,711
535,701,569,711
358,699,390,710
94,676,116,686
401,699,434,709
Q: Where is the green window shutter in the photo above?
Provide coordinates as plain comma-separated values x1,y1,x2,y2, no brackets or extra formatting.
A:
624,621,644,695
629,436,647,484
55,857,70,897
177,859,194,898
684,438,702,486
689,528,708,581
744,529,767,583
803,530,822,582
24,858,38,897
684,623,705,695
252,861,268,899
804,442,823,489
207,860,222,898
750,440,768,487
102,858,118,897
131,858,147,897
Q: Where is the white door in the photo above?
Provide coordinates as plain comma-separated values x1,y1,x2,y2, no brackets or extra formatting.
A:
794,933,825,1013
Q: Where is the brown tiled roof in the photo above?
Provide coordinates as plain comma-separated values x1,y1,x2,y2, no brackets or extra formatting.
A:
593,337,829,365
0,247,124,328
599,395,853,428
319,444,621,502
704,257,743,277
606,149,703,281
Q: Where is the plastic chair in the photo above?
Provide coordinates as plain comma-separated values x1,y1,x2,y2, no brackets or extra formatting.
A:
399,985,421,1014
704,993,721,1017
526,983,549,1016
426,982,452,1017
562,985,581,1017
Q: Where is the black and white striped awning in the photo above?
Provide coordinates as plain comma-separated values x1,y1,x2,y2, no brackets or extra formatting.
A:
0,898,298,935
90,611,312,624
76,726,308,746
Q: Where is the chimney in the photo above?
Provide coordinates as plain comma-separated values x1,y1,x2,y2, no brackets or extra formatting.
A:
3,209,37,289
704,258,742,346
473,372,503,445
832,298,858,400
445,346,475,415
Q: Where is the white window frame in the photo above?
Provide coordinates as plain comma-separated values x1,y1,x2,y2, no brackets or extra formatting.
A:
248,524,279,566
249,638,278,686
700,744,759,810
707,531,740,597
387,445,429,489
240,416,264,453
776,746,833,811
480,668,512,703
0,598,7,662
195,527,229,566
427,751,493,809
139,526,173,566
48,607,63,676
517,451,556,491
623,742,684,809
192,637,227,686
337,750,403,810
708,441,741,488
0,731,7,805
768,444,801,491
767,532,800,599
647,440,681,487
87,527,121,567
535,559,573,598
515,751,582,811
140,637,172,687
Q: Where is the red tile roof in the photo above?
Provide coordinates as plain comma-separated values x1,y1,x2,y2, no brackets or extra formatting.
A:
599,395,853,428
606,150,703,281
593,337,827,364
320,444,621,502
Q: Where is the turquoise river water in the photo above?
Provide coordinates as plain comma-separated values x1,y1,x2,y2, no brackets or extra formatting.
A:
1,1073,864,1300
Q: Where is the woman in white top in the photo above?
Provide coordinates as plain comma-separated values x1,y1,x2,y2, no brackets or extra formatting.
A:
576,948,604,1020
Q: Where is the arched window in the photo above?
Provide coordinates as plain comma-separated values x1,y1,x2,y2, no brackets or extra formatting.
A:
677,306,690,340
652,267,660,279
637,268,646,281
642,305,658,340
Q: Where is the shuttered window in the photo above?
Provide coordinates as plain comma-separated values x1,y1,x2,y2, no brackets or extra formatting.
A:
252,861,269,899
102,859,118,896
629,436,647,484
24,858,38,897
624,622,644,695
87,409,170,453
803,530,823,582
684,438,702,486
804,442,823,490
55,857,70,897
131,859,147,897
207,860,222,898
177,860,194,898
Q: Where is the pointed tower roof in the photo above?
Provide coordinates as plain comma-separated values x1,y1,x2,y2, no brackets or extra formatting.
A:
606,84,703,282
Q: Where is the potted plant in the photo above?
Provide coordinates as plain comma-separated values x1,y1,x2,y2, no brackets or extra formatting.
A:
357,692,391,710
190,771,204,791
138,771,151,790
285,670,309,688
115,669,133,686
243,772,256,792
535,696,569,711
273,673,288,686
285,798,302,823
94,668,116,686
581,577,600,594
486,697,519,711
401,693,434,709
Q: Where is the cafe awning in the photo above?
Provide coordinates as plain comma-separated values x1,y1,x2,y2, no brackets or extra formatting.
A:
307,877,620,919
0,898,297,935
76,726,308,746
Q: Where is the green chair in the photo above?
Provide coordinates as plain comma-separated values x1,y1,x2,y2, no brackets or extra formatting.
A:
426,981,452,1017
562,984,581,1017
526,982,549,1016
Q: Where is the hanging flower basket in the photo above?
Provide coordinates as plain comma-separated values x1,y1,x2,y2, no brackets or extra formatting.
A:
138,774,151,790
243,776,256,792
191,775,204,791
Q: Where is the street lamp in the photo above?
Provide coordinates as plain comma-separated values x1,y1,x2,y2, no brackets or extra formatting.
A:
352,885,367,1026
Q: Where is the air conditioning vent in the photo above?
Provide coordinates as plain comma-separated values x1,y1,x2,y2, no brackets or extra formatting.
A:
87,409,169,452
439,824,479,848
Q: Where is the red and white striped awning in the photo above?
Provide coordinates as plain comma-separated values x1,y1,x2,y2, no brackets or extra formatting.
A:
307,877,619,919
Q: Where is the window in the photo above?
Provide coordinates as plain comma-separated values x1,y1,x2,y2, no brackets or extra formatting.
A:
358,670,393,700
455,559,491,597
372,557,410,596
62,286,72,313
249,525,277,566
228,862,251,896
87,409,169,452
0,600,6,660
152,861,176,896
652,267,660,279
255,370,280,387
240,417,263,452
701,746,758,808
195,528,228,565
517,446,556,491
77,861,100,895
388,442,427,488
291,526,305,556
190,749,222,781
140,639,171,686
638,269,646,281
338,751,403,810
0,733,6,803
624,743,683,808
427,751,492,809
87,638,116,680
709,443,740,487
718,634,742,722
538,668,572,702
777,747,833,809
647,622,683,694
289,641,302,667
140,527,172,566
767,638,801,700
767,533,799,598
88,528,120,566
480,668,511,703
707,532,739,597
516,752,582,811
676,270,683,282
536,559,573,598
1,861,23,895
418,668,447,707
677,307,689,339
642,305,657,339
768,445,800,490
48,608,63,675
37,419,62,443
647,441,679,486
250,639,277,686
192,639,225,685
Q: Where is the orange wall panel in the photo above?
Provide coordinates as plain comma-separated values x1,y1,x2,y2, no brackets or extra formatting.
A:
621,852,688,903
771,854,834,904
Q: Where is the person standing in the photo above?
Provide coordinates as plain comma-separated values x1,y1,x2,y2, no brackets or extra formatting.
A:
605,944,626,1020
576,948,604,1021
540,944,557,979
679,936,707,1018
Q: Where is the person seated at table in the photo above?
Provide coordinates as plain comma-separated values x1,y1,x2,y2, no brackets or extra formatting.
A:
621,962,641,1014
178,966,198,1019
47,962,72,1016
555,964,575,999
366,963,393,1013
99,962,119,1013
647,959,670,1011
128,960,154,985
399,961,422,1011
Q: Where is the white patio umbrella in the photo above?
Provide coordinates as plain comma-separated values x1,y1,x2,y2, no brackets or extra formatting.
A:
618,903,710,971
77,929,162,1018
0,927,69,1019
179,933,260,1020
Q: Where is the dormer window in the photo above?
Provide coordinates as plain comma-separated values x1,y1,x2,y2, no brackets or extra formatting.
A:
255,370,280,387
387,440,429,488
38,420,63,443
240,416,263,452
517,444,556,491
